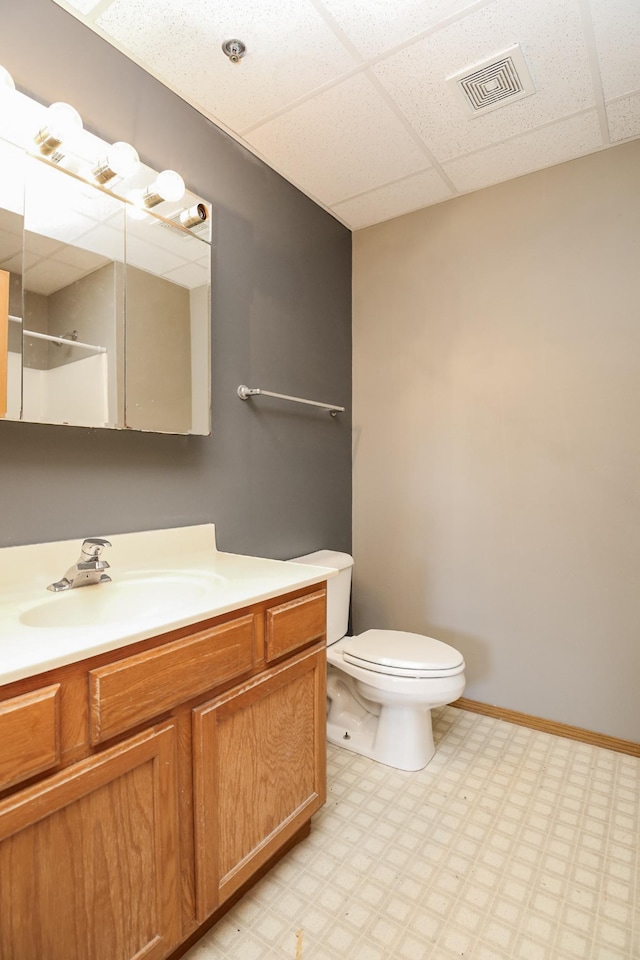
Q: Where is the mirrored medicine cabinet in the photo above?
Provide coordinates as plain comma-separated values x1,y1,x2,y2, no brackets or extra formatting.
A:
0,83,212,435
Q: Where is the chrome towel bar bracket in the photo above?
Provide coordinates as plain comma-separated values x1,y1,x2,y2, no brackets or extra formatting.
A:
237,385,344,416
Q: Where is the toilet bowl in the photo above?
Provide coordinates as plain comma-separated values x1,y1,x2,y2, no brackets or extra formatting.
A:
290,551,466,772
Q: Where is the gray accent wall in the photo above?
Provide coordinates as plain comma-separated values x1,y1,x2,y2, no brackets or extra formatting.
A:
0,0,352,558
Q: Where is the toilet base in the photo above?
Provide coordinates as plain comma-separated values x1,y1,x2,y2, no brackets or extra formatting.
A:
326,668,436,771
327,710,435,771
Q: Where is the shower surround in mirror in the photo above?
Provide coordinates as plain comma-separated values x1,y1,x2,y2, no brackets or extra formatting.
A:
0,83,212,435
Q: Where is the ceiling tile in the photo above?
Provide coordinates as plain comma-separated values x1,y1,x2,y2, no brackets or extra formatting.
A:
24,258,89,296
0,220,22,263
334,169,453,229
23,232,66,259
125,233,187,276
0,254,24,276
244,73,431,205
589,0,640,100
126,217,207,269
372,0,596,162
318,0,488,60
606,93,640,143
52,244,108,272
164,261,211,289
78,222,124,261
95,0,360,131
0,242,21,266
443,111,602,193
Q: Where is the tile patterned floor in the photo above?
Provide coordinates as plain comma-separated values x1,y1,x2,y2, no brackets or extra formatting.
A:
184,706,640,960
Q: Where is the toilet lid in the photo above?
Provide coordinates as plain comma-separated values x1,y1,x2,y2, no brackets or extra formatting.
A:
343,630,465,678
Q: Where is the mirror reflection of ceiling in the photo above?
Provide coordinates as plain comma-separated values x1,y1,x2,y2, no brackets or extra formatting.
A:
52,0,640,230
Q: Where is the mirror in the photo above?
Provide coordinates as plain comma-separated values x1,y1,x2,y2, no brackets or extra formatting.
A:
0,89,211,435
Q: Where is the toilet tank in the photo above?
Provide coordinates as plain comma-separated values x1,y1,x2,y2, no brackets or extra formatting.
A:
289,550,353,644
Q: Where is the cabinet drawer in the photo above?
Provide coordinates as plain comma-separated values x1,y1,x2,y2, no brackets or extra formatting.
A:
265,589,326,662
90,615,256,744
0,685,61,790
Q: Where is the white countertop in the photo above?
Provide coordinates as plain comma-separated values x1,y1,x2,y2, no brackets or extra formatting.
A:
0,524,336,687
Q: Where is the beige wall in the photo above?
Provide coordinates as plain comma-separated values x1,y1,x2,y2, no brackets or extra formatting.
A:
125,266,191,434
352,140,640,742
49,263,121,427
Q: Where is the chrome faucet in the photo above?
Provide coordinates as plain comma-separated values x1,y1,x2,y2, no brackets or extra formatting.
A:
47,538,112,592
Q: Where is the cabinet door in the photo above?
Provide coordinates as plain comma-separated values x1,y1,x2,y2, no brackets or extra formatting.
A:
193,645,326,920
0,722,181,960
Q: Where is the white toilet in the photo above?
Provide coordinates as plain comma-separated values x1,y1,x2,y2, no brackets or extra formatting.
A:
292,550,466,771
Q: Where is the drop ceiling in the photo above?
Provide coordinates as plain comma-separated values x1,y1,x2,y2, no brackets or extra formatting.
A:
52,0,640,231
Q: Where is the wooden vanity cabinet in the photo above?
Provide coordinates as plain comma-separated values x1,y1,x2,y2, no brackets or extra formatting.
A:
0,582,327,960
193,644,326,919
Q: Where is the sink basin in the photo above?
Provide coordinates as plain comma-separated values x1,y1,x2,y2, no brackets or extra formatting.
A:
20,571,223,629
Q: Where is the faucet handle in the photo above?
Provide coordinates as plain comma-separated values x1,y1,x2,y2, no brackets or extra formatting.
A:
80,537,112,560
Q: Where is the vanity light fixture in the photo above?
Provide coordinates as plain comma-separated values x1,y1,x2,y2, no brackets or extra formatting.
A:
142,169,185,207
2,77,196,231
0,65,15,92
34,101,83,157
175,203,208,229
92,140,139,184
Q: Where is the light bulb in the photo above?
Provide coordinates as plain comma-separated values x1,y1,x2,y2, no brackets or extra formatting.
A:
143,169,185,207
35,102,83,155
0,65,15,92
93,141,139,184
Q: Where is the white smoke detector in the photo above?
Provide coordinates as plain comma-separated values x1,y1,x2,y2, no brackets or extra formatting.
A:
447,44,536,117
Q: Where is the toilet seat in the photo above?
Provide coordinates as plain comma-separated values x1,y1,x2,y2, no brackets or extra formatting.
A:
343,629,465,678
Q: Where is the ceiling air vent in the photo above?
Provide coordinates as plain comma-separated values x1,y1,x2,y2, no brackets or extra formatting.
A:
447,44,535,117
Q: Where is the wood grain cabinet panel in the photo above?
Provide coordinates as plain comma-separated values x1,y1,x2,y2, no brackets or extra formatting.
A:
0,722,181,960
193,644,326,920
265,589,326,662
0,685,61,791
90,614,256,744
